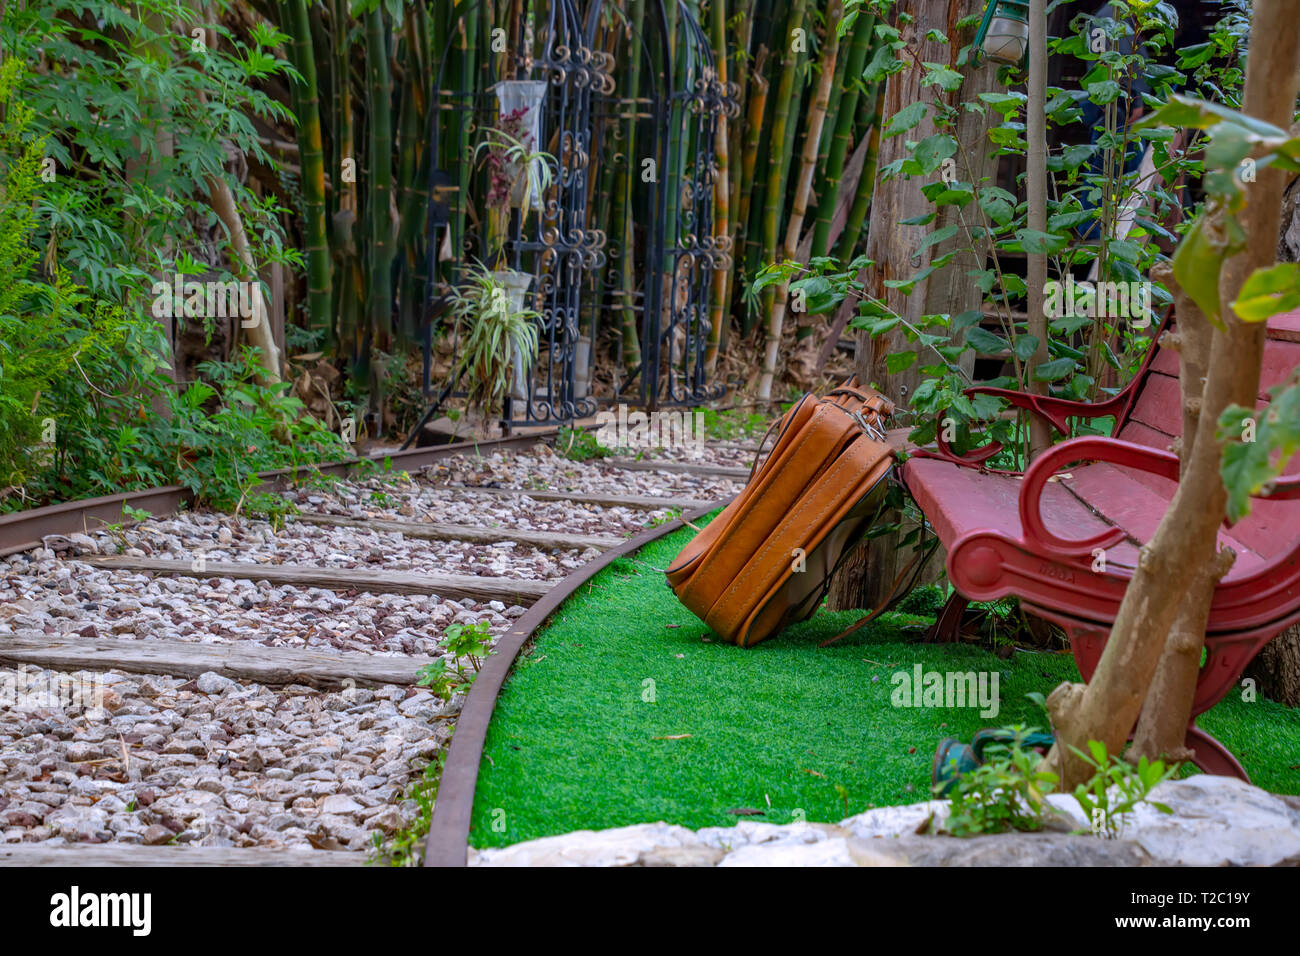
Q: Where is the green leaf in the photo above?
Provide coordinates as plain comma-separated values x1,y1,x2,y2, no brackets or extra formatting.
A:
1218,383,1300,521
921,181,975,208
950,309,985,333
978,91,1025,116
1085,80,1122,105
1013,335,1040,362
1061,143,1096,170
1033,357,1077,382
862,41,904,84
885,101,927,138
1048,209,1095,231
1172,215,1229,328
915,223,959,255
886,350,917,374
1232,263,1300,322
922,63,964,93
1137,93,1288,140
965,327,1008,354
979,193,1015,226
899,212,937,226
915,133,957,174
1016,229,1069,255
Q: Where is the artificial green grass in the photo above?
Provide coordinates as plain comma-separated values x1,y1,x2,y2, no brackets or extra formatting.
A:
469,522,1300,848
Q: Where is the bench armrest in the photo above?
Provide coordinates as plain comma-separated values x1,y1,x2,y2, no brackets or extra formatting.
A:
1018,437,1180,559
964,385,1132,436
916,381,1139,473
1258,474,1300,501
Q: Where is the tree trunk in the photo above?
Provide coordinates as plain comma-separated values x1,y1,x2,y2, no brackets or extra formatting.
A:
827,0,996,612
1042,1,1300,787
1129,261,1225,760
1244,625,1300,706
1244,168,1300,708
205,174,281,383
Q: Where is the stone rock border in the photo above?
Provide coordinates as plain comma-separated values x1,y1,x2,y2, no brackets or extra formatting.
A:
469,776,1300,867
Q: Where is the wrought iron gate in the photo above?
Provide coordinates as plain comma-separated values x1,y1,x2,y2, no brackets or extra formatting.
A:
422,0,733,428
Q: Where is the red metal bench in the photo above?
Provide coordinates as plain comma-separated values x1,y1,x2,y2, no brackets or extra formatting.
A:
901,308,1300,779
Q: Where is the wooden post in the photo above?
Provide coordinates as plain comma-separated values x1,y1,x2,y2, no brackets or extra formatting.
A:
827,0,997,613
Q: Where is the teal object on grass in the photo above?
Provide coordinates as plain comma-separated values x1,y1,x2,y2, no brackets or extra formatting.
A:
932,728,1056,795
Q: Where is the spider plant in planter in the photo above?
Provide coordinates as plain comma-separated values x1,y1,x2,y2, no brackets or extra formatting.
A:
475,91,556,269
449,262,541,414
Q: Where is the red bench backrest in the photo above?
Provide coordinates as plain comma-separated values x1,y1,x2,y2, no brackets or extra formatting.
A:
1114,308,1300,559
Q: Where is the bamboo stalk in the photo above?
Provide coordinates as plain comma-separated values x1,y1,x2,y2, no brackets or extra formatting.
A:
283,0,332,339
330,0,362,362
832,80,882,260
757,0,842,401
363,4,394,397
756,0,807,322
734,44,769,284
811,14,873,259
815,15,851,172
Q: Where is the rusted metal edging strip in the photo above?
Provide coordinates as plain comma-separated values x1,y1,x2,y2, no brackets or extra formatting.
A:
0,433,552,558
422,499,729,868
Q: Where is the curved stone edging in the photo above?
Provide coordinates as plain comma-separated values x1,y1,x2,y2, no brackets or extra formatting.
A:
422,500,728,868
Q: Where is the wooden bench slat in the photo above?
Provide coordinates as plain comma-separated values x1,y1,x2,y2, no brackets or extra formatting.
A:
1116,420,1176,452
1147,338,1296,400
1260,338,1300,391
1060,463,1267,576
1125,371,1182,437
1267,308,1300,343
902,456,1143,566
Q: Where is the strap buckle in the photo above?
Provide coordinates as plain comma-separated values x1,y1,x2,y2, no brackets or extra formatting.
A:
851,409,887,442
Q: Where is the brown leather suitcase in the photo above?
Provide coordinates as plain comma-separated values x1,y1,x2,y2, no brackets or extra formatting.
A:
665,382,896,647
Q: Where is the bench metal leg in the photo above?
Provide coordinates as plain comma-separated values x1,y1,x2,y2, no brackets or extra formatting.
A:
1185,724,1251,782
926,592,969,643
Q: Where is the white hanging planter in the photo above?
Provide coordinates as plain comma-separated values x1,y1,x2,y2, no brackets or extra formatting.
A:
490,268,535,401
493,80,548,212
490,268,533,314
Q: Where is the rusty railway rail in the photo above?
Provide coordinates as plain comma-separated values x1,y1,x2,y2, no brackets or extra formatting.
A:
0,428,740,866
0,432,551,557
